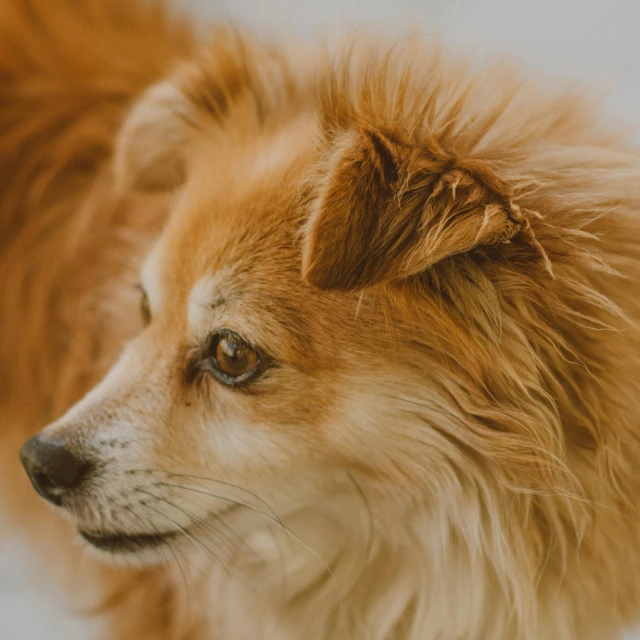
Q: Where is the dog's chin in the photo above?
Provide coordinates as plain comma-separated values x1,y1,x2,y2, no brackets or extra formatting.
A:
78,528,179,565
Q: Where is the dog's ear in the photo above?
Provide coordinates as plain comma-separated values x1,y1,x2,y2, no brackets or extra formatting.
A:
301,127,524,290
114,81,193,192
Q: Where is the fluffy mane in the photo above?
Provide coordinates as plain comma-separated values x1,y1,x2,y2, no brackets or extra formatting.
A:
2,3,640,640
164,35,640,640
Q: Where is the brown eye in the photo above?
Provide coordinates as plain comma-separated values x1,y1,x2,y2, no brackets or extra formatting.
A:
188,329,269,388
215,333,259,379
137,285,151,326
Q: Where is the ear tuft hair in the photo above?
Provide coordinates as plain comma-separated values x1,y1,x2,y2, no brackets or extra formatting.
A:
301,126,550,291
114,81,193,192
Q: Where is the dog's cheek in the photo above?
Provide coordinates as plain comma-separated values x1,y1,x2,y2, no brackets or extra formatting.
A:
140,402,299,483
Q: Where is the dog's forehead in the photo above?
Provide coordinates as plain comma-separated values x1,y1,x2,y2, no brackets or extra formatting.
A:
138,117,322,341
169,144,313,277
187,269,233,333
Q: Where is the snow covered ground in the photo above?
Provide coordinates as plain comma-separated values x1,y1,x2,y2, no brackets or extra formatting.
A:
2,0,640,637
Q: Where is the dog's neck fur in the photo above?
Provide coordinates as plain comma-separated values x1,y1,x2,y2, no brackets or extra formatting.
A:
177,478,629,640
3,2,640,640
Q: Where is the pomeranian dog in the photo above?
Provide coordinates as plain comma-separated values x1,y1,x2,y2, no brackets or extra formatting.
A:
2,0,640,639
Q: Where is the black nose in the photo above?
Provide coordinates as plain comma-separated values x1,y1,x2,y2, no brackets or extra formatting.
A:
20,435,90,506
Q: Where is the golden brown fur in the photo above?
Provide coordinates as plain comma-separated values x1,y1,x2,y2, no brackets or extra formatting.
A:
0,1,199,637
2,1,640,639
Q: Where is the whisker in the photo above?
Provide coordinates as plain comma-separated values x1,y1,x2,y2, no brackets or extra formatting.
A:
132,501,224,608
174,491,260,561
153,493,238,559
144,470,289,541
155,482,278,524
155,482,343,607
138,491,230,576
346,472,375,596
120,501,192,598
114,500,171,565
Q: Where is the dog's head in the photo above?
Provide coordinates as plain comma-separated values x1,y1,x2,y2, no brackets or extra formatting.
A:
20,37,600,570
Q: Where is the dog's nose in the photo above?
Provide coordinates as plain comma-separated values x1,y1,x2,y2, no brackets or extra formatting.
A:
19,435,90,506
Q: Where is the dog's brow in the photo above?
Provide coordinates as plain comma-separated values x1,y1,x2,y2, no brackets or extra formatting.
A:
189,294,225,311
187,273,231,332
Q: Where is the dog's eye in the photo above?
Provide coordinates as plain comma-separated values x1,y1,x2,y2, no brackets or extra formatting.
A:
137,285,151,326
213,332,260,380
187,329,268,388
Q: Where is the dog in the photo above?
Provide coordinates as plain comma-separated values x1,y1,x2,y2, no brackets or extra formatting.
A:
2,0,640,639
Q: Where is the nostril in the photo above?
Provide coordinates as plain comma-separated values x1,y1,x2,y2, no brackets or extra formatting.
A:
33,471,54,490
67,461,92,488
19,435,91,506
32,470,64,506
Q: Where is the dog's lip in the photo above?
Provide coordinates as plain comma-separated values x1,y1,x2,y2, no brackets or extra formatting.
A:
78,528,178,553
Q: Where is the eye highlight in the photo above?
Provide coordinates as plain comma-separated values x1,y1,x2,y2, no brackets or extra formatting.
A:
189,329,268,388
215,333,259,378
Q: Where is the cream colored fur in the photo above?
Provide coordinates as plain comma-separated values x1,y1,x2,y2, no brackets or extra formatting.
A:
2,3,640,640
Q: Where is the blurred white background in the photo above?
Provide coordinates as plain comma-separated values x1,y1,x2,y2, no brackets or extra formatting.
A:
2,0,639,637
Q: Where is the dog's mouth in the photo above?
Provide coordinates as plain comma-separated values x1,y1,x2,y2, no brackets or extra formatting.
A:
79,528,178,553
